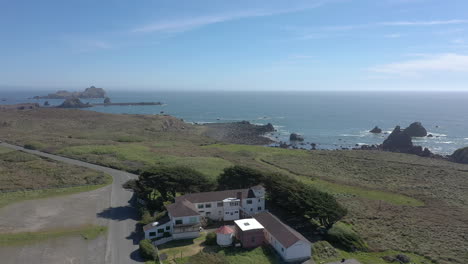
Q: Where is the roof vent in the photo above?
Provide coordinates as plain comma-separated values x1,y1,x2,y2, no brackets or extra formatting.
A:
244,222,250,226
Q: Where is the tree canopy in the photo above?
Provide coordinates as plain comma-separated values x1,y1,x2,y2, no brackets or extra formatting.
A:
124,166,214,202
217,165,347,228
217,166,263,190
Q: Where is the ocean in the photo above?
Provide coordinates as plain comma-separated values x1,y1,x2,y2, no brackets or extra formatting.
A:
2,90,468,155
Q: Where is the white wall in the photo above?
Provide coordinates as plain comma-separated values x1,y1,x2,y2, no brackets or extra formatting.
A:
241,197,265,216
284,241,311,262
172,215,200,226
144,221,171,240
194,201,225,220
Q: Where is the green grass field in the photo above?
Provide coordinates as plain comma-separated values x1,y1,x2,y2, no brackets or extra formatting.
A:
59,144,232,179
0,225,107,246
0,146,113,208
0,178,112,208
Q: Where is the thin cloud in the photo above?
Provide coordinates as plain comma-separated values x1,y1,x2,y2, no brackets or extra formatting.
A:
132,2,327,33
306,19,468,33
370,53,468,76
384,33,402,38
380,19,468,26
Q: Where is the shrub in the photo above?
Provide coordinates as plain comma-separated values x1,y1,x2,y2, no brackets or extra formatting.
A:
325,222,367,252
139,209,168,225
23,142,45,150
312,241,339,260
205,232,217,246
139,239,156,260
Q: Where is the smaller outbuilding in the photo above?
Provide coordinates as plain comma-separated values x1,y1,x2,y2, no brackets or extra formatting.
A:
216,225,234,246
234,218,264,248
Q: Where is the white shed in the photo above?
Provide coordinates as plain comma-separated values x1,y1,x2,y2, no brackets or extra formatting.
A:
216,225,234,246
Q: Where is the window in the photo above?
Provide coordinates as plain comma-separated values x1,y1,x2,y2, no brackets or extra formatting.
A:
258,207,262,211
198,210,204,213
149,232,156,237
250,208,253,211
166,226,170,230
197,204,204,209
247,199,252,204
217,202,223,207
205,203,211,208
258,199,261,202
157,228,164,233
281,247,284,252
230,202,239,206
225,212,229,215
206,212,211,216
175,219,183,225
189,217,197,223
251,236,255,242
234,211,238,213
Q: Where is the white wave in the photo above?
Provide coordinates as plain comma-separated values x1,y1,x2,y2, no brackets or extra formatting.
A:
427,132,447,137
439,141,454,144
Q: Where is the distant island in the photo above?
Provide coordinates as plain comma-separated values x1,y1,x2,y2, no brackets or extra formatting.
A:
34,86,106,99
55,98,162,108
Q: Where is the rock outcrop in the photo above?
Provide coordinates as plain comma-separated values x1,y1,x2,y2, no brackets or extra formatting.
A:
56,98,91,108
34,86,106,99
382,126,434,157
290,133,304,141
404,122,427,137
382,126,413,152
451,147,468,164
202,121,275,145
369,126,382,133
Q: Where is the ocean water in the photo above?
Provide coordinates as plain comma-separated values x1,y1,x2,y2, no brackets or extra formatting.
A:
2,90,468,155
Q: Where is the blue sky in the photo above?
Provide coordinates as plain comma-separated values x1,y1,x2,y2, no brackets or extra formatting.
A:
1,0,468,91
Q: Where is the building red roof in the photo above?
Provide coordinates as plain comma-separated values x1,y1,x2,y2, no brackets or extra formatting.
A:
216,225,234,234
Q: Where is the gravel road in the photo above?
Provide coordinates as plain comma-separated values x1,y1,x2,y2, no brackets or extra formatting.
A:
0,142,142,264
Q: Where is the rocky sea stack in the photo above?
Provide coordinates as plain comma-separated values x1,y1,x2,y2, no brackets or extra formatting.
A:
370,126,382,133
404,122,428,137
382,126,433,157
451,147,468,164
57,98,91,108
382,126,413,152
290,133,304,141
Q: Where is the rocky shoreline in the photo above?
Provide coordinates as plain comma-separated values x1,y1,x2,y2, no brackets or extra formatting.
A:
201,121,275,145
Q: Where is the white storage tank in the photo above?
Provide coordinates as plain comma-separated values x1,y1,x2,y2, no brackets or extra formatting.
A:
216,225,234,247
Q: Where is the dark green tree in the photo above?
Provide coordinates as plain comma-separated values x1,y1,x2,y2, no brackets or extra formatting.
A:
133,166,214,201
217,165,263,190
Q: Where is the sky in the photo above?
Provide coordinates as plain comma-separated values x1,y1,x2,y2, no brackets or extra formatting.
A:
1,0,468,91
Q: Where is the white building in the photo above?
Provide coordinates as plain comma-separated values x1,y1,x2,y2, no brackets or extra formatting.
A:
143,185,266,242
254,212,312,262
143,199,201,241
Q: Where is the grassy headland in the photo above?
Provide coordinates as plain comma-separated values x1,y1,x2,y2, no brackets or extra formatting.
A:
0,108,467,264
0,146,112,208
